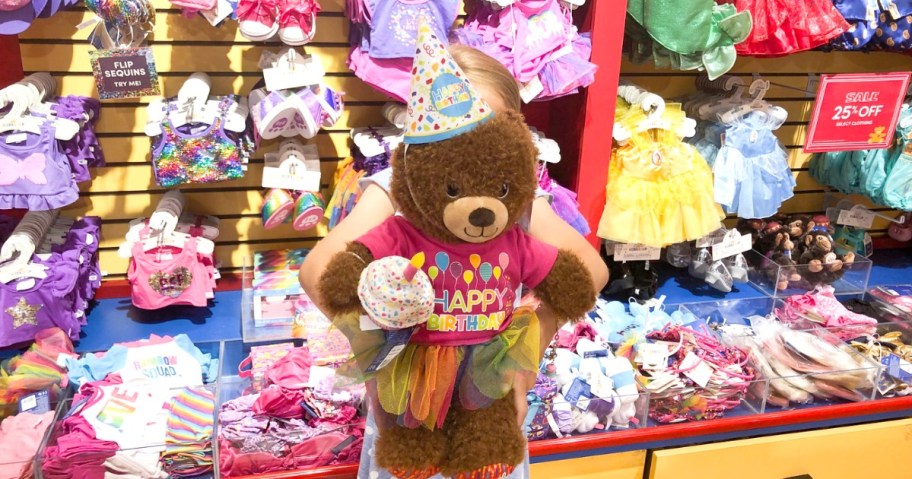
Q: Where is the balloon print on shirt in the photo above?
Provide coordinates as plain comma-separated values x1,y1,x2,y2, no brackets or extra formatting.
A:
0,154,48,185
426,251,513,333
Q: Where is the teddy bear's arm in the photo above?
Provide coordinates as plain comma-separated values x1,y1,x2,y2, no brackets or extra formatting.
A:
532,249,596,325
317,242,375,317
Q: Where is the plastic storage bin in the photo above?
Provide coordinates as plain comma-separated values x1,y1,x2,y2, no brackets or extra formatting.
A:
745,249,872,297
215,339,365,478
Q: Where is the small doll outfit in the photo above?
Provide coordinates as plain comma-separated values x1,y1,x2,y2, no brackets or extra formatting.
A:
452,0,597,100
150,97,248,188
0,252,81,348
699,110,795,219
346,0,459,101
0,123,79,210
598,105,724,247
337,216,548,429
720,0,849,56
127,238,213,310
625,0,752,80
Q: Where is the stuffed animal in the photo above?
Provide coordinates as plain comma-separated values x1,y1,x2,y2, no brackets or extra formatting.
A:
753,222,803,291
318,25,595,479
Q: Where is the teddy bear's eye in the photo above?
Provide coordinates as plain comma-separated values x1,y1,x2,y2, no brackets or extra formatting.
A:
446,183,461,198
499,183,509,199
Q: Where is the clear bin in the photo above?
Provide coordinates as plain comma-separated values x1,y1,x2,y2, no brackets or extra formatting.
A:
744,249,872,297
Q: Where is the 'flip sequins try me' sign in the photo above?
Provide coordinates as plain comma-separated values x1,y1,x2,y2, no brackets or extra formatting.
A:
90,48,161,100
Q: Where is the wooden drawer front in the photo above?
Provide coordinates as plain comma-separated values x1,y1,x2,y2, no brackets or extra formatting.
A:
649,419,912,479
531,450,646,479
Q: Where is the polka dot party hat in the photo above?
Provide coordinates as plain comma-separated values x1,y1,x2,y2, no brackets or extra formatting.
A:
403,22,493,145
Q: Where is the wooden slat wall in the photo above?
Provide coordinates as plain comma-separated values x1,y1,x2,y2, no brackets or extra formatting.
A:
18,5,912,278
19,0,379,277
620,53,912,236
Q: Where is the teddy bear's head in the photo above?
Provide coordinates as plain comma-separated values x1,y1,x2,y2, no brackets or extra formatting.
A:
390,110,538,244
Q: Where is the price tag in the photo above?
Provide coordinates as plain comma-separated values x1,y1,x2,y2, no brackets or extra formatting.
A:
89,48,161,100
696,229,727,248
680,352,713,388
836,207,875,229
614,243,661,262
711,231,752,260
805,72,911,152
19,390,51,414
520,77,544,104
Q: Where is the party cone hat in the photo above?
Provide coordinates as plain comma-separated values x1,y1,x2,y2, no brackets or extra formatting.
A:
403,23,493,145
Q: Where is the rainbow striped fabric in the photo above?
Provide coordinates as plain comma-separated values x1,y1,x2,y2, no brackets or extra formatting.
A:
161,386,216,477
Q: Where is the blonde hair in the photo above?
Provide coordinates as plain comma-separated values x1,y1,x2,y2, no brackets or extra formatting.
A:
448,44,521,112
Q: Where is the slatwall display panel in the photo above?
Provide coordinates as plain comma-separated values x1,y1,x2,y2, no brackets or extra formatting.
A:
621,52,912,237
19,0,386,278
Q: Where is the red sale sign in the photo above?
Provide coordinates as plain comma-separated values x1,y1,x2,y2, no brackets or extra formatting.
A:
804,72,911,153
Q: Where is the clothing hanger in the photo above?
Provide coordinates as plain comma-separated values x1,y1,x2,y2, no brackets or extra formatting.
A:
145,73,249,136
0,83,79,140
352,126,403,157
718,78,772,124
0,210,59,283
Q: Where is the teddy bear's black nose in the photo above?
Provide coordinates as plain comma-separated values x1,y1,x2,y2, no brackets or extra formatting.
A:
469,208,495,228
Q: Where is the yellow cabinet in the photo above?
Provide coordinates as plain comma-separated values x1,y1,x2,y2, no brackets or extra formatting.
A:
649,418,912,479
531,450,646,479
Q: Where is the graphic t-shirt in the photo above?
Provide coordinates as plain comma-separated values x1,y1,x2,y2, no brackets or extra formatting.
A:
357,216,558,346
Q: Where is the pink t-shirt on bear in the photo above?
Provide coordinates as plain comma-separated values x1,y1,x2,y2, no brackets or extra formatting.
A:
357,216,558,346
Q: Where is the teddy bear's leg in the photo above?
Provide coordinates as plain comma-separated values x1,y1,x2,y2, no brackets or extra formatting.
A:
375,421,448,479
439,396,527,479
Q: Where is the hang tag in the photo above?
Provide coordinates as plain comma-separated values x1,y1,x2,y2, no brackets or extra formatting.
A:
602,241,615,256
614,243,661,262
263,51,325,92
5,133,27,144
680,352,713,388
520,77,544,104
200,0,233,26
563,378,592,407
635,342,669,370
711,230,752,260
90,48,161,100
836,207,875,229
583,349,609,358
365,329,414,373
359,314,382,331
696,229,727,248
19,390,51,414
882,354,912,383
545,412,564,438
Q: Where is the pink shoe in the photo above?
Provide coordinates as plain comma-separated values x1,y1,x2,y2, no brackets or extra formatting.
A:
278,0,319,46
237,0,279,41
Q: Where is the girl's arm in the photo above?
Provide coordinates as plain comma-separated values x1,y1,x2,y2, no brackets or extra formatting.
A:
513,197,609,426
527,196,609,355
299,184,395,311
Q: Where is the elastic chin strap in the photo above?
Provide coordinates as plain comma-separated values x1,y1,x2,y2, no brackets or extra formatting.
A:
401,144,444,227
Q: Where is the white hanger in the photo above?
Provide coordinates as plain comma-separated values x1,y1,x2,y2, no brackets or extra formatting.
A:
0,210,59,281
352,126,404,157
145,73,249,136
0,82,79,140
719,79,772,124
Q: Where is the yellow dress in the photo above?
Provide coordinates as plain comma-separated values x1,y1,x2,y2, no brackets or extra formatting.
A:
598,105,724,246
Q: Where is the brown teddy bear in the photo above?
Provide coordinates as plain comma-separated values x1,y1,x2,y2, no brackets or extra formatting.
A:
318,25,595,479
